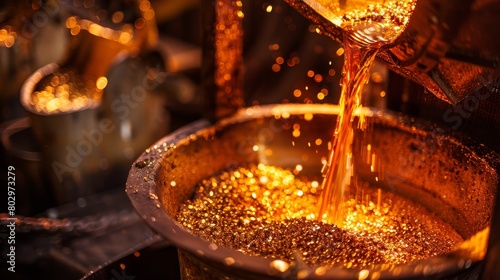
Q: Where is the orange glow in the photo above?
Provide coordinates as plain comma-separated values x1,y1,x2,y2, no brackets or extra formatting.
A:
119,32,132,44
135,18,146,29
269,43,280,50
66,17,77,28
139,0,151,11
66,17,139,46
336,47,344,56
70,25,81,36
304,112,314,121
88,23,102,36
112,11,124,24
0,27,16,48
96,77,108,90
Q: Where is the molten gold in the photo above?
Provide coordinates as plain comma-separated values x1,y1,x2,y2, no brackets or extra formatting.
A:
176,164,462,267
302,0,416,44
312,0,415,224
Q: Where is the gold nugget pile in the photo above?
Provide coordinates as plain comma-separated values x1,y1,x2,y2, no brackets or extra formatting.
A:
176,164,462,267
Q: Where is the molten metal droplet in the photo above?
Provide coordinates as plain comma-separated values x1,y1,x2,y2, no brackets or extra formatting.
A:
270,260,289,273
358,269,370,280
224,257,235,266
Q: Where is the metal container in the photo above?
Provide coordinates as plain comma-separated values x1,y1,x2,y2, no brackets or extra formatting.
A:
126,104,498,279
19,63,107,204
20,55,170,205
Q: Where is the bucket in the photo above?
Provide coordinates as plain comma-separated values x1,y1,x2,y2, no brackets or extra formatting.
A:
126,104,498,279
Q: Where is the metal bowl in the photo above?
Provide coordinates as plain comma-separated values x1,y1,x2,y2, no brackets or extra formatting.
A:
126,104,498,279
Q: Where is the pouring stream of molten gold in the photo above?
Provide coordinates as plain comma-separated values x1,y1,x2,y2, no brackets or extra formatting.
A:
297,0,417,224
